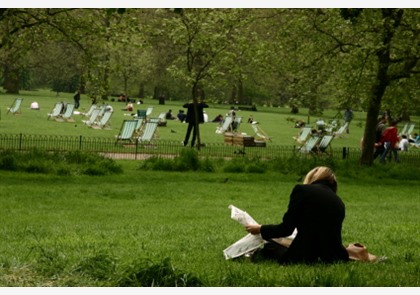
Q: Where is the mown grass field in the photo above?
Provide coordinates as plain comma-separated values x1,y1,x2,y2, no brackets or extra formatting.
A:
0,89,419,288
0,157,419,287
0,89,394,150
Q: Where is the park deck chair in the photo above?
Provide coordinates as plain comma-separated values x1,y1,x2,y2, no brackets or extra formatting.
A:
298,136,320,153
145,106,154,118
134,117,145,137
91,110,113,129
399,123,408,137
82,108,101,126
405,123,415,137
251,122,272,142
136,109,147,120
7,98,23,115
157,112,167,127
333,122,349,138
115,119,138,144
47,102,63,120
316,134,334,155
82,104,97,119
232,116,242,132
293,127,312,144
216,116,233,134
56,103,75,122
137,118,159,146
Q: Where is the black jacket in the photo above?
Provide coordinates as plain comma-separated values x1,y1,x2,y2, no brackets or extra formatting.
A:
183,102,208,124
260,180,349,264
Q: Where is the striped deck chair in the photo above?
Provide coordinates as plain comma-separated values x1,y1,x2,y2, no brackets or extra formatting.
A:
145,106,154,118
133,117,145,137
91,110,113,129
299,136,320,153
7,98,23,115
157,112,167,127
82,108,101,126
251,122,272,142
405,123,415,137
316,135,334,155
47,102,63,120
137,118,159,146
333,122,349,138
82,104,97,119
216,116,233,134
293,127,312,144
115,120,138,144
56,103,75,122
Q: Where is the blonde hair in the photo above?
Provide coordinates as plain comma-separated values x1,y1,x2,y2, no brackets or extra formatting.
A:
303,166,337,191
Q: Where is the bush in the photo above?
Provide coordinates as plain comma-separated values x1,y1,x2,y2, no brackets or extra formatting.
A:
0,149,123,176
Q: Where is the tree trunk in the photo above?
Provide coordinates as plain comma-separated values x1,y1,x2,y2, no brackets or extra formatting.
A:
3,64,20,94
359,9,400,166
138,82,145,98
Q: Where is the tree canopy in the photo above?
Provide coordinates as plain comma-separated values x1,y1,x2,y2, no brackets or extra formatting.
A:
1,8,419,165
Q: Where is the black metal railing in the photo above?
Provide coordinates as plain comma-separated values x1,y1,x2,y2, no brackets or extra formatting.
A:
1,133,419,165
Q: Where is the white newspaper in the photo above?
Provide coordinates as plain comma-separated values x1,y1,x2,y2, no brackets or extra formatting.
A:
223,205,264,260
223,204,297,260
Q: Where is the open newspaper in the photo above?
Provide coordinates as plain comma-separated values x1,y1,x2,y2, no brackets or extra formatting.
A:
223,204,297,260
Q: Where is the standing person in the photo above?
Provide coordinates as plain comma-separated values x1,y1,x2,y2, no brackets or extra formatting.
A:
245,166,349,264
343,108,354,134
373,116,387,160
182,100,209,147
380,120,400,163
73,90,81,109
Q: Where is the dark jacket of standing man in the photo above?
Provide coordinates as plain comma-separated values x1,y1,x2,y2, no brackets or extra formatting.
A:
183,101,209,147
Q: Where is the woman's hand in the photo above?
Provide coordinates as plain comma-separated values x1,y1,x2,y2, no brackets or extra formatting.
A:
245,224,261,235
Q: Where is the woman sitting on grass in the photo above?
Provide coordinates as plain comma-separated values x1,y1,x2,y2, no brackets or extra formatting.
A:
245,166,349,264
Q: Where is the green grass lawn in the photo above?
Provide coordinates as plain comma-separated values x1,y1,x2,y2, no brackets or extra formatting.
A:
0,89,419,287
0,160,418,287
0,89,392,150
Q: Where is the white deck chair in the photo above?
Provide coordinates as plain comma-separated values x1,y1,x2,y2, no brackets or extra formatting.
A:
399,123,408,137
333,122,349,138
134,118,145,137
293,127,312,144
56,103,75,122
137,118,159,145
7,98,23,115
146,106,154,117
216,116,233,134
405,124,415,137
157,112,167,126
82,104,97,119
91,110,113,129
316,135,334,155
47,102,63,120
299,136,320,153
251,122,272,142
82,108,101,126
115,119,138,144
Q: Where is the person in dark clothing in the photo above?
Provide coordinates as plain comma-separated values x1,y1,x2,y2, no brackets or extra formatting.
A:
73,90,81,109
245,166,349,264
177,110,186,122
182,100,209,147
